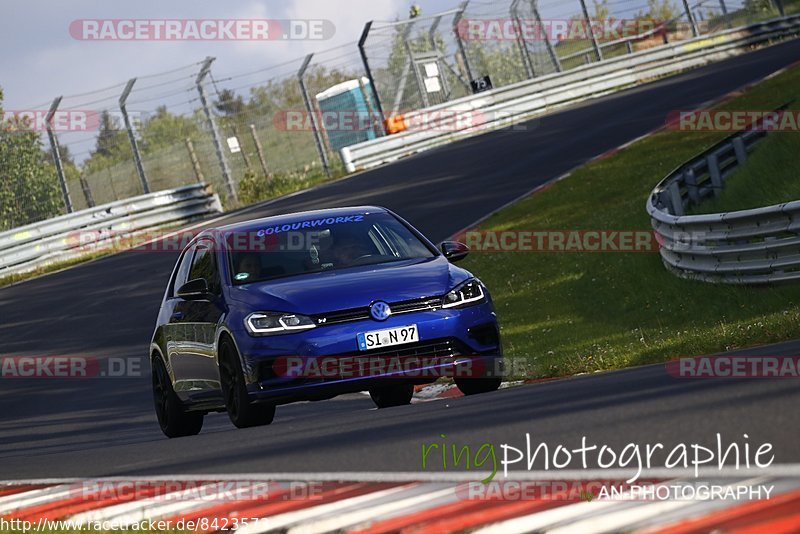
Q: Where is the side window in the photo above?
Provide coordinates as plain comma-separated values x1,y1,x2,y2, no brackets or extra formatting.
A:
172,244,196,297
189,242,221,294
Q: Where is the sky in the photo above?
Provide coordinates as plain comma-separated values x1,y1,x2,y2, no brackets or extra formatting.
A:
0,0,467,110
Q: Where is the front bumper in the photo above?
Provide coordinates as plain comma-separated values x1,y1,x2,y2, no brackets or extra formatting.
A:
231,301,502,403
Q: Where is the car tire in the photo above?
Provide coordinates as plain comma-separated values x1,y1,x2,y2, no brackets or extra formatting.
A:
152,355,204,438
369,383,414,408
218,337,276,429
455,376,502,395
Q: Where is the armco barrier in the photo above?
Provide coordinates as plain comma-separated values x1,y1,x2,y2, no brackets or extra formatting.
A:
0,184,222,278
341,15,800,173
646,119,800,284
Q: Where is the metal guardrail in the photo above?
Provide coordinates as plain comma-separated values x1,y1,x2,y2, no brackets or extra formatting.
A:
646,118,800,284
341,15,800,173
0,184,223,278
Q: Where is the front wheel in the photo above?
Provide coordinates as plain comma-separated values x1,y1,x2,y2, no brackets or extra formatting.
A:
455,376,502,396
218,337,275,428
369,383,414,408
152,356,204,438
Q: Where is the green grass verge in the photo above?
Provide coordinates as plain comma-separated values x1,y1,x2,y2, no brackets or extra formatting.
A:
460,64,800,379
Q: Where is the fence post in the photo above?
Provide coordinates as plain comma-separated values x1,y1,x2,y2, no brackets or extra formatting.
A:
732,137,747,164
249,124,271,180
578,0,603,61
298,53,331,178
719,0,732,29
196,57,237,203
185,138,205,183
44,97,73,214
453,2,475,82
532,0,562,72
510,0,535,78
682,0,699,37
707,154,722,195
119,78,151,195
667,181,684,216
358,21,387,135
78,175,96,208
684,169,699,204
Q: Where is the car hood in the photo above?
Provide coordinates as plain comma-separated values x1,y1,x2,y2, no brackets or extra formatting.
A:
228,256,471,315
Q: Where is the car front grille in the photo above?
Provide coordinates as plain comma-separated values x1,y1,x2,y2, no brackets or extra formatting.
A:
312,296,443,326
355,337,461,359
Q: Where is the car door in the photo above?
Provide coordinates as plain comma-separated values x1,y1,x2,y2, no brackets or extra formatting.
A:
169,239,225,402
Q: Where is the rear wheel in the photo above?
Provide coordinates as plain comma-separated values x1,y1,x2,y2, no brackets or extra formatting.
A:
455,376,502,396
219,337,275,428
369,383,414,408
152,356,204,438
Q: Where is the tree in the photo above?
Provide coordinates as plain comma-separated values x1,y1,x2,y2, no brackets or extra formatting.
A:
214,89,245,117
744,0,774,14
0,86,63,230
137,106,201,154
594,0,611,20
645,0,678,23
82,110,129,175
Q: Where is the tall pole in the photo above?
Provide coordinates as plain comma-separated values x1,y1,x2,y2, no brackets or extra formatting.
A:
532,0,562,72
358,21,386,136
44,97,73,213
510,0,535,78
196,57,237,202
453,2,475,82
579,0,603,61
682,0,699,37
119,78,150,194
298,54,331,177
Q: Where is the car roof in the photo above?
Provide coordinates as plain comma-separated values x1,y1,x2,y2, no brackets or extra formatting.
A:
208,206,389,235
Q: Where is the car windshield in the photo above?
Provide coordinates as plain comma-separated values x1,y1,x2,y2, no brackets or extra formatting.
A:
227,212,435,284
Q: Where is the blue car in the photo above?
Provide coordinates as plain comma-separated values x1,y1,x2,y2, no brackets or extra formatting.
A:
150,207,502,437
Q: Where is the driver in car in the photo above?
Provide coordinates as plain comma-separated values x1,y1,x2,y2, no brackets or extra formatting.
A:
329,227,375,266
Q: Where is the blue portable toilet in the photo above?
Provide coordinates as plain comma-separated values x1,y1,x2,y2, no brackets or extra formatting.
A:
315,78,377,152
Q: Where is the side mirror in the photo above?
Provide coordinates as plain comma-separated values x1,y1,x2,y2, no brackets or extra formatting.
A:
176,278,210,300
439,241,469,263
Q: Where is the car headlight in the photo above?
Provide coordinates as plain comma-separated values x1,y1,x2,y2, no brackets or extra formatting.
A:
442,279,486,309
245,312,316,335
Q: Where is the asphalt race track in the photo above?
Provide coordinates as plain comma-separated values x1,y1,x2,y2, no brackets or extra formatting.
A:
1,40,800,479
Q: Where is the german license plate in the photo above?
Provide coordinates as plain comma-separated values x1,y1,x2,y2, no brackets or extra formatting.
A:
357,325,418,351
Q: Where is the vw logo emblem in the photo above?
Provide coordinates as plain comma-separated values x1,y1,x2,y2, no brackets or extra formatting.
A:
370,301,392,321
